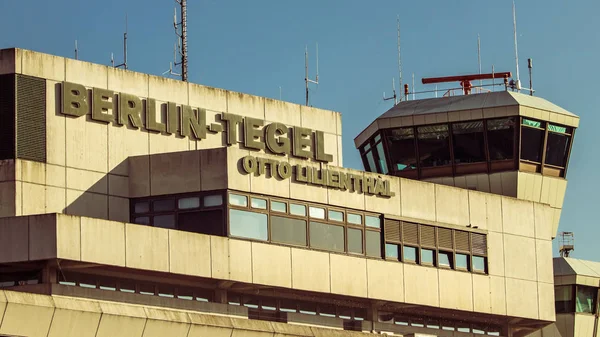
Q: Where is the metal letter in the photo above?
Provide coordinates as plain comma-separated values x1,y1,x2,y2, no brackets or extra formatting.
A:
292,127,313,159
242,156,257,174
265,123,291,155
62,82,88,117
92,88,115,123
277,161,292,179
314,130,334,163
243,117,265,150
327,170,340,188
221,113,243,145
295,164,308,182
180,105,207,140
166,102,178,134
145,99,166,133
338,172,350,191
312,167,325,186
118,93,143,128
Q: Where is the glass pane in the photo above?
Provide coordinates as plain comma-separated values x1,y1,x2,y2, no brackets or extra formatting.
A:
386,128,417,171
365,151,377,172
376,141,389,174
555,285,574,313
348,228,363,254
178,197,200,209
348,213,362,225
487,118,515,160
204,195,223,207
576,286,597,313
154,214,176,229
229,209,268,241
153,199,175,212
375,134,382,142
229,194,248,207
290,204,306,216
545,133,570,167
456,253,469,269
549,124,568,133
365,215,381,228
134,217,150,225
439,251,452,268
309,206,325,219
521,127,544,162
452,121,486,163
404,246,417,262
421,248,434,265
178,210,224,236
251,198,267,209
522,118,542,128
134,201,149,213
271,216,307,246
328,210,343,222
417,124,451,167
309,222,344,252
271,200,287,213
473,256,486,272
366,230,381,257
385,243,399,259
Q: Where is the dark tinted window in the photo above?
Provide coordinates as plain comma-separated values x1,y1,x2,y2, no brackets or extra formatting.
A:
417,124,451,167
555,285,574,313
309,222,344,252
154,214,176,229
521,119,544,162
154,199,175,212
545,132,570,167
386,127,417,171
271,216,307,246
487,118,515,160
452,121,486,163
178,210,224,236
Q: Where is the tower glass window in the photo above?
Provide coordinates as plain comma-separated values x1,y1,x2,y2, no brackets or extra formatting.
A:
487,117,515,160
521,118,545,163
386,127,417,171
452,121,486,163
417,124,451,167
545,124,571,167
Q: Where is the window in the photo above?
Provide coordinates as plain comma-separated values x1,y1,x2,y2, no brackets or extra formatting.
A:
348,213,362,225
229,209,268,241
375,134,389,174
360,133,388,174
134,202,149,213
310,222,344,252
178,197,200,209
366,230,381,257
309,206,326,219
290,203,306,216
404,246,417,263
204,194,223,207
134,217,150,225
452,121,486,163
271,201,286,213
473,256,486,273
487,118,515,160
555,285,574,313
362,143,377,172
229,194,248,207
347,228,363,254
251,198,267,209
365,215,381,229
456,253,469,270
178,210,223,236
545,125,571,167
438,251,452,268
386,244,399,260
576,286,597,314
154,199,175,212
271,216,306,246
154,214,175,229
386,127,417,171
421,248,434,265
521,118,545,162
328,210,344,222
417,124,451,167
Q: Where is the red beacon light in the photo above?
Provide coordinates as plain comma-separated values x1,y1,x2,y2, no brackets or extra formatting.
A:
421,72,512,95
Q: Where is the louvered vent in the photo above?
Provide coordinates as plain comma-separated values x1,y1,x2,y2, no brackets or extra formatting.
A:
420,225,436,247
471,233,487,255
438,227,453,249
16,75,46,162
384,219,401,243
455,230,470,252
0,74,15,160
402,222,419,244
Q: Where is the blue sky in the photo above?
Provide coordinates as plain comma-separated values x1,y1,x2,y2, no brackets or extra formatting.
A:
1,0,597,260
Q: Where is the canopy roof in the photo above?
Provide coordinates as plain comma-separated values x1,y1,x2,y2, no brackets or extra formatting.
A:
554,257,600,278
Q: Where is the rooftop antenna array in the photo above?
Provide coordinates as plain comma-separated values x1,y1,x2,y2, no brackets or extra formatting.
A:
111,15,128,69
164,0,188,81
383,78,397,105
559,232,575,257
397,15,403,102
305,44,319,106
512,0,521,91
477,34,482,87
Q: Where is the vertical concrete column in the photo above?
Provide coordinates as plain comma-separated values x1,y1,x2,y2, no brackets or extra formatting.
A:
214,289,228,304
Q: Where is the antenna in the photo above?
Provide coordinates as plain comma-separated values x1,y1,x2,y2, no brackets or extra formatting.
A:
397,15,403,102
165,0,188,81
383,78,397,105
113,14,128,69
412,73,415,100
528,58,533,96
111,53,115,67
512,0,521,91
477,34,482,87
75,40,79,60
305,43,319,106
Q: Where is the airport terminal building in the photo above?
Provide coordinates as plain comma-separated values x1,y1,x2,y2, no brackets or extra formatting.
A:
0,48,588,337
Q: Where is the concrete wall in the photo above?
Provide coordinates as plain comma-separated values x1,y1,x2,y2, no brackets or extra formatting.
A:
0,213,555,322
0,289,379,337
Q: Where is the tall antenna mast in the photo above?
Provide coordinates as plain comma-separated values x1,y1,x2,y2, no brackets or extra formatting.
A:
113,14,128,69
305,43,319,106
512,0,521,91
383,78,397,105
412,73,415,100
477,34,482,87
165,0,188,81
397,15,403,102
